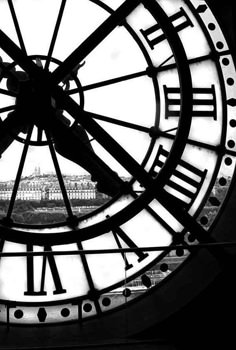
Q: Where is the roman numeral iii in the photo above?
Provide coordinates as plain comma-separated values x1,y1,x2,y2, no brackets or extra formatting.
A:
164,85,217,120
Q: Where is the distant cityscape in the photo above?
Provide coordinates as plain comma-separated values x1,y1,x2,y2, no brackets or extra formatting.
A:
0,166,105,201
0,166,230,204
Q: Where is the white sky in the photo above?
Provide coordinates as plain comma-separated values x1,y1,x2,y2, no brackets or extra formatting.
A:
0,0,156,181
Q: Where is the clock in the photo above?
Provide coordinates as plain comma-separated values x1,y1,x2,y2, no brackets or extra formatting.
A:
0,0,235,344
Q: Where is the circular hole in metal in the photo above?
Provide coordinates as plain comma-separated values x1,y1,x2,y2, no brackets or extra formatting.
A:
14,309,24,319
61,308,70,317
160,263,169,272
187,233,196,243
219,177,227,186
230,119,236,128
222,58,230,66
200,216,208,226
208,23,216,30
102,297,111,307
83,303,92,313
123,288,131,298
216,41,224,50
176,247,184,257
227,78,234,86
225,157,232,166
227,140,235,148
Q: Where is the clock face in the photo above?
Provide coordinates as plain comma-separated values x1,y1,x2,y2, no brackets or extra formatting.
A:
0,0,235,326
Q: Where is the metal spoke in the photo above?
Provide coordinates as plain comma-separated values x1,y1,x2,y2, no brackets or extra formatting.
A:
69,55,174,94
44,129,74,221
157,53,214,73
7,0,27,54
159,129,220,153
2,242,236,258
0,105,15,114
6,125,33,220
86,111,150,133
162,127,178,133
45,0,67,71
0,87,17,97
80,70,147,92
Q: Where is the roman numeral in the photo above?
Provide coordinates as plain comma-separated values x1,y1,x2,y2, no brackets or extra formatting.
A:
112,226,148,270
151,146,207,209
24,244,66,296
164,85,217,120
140,7,193,49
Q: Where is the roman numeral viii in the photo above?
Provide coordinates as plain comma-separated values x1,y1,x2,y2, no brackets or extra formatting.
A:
140,7,193,49
164,85,217,120
24,244,66,296
151,146,207,209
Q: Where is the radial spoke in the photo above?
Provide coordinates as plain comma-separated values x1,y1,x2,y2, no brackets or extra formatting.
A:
44,129,74,221
7,0,27,54
157,54,214,73
0,105,15,114
86,111,150,133
45,0,67,71
6,125,33,220
159,129,220,153
162,127,178,133
69,55,174,94
81,70,147,92
0,87,17,97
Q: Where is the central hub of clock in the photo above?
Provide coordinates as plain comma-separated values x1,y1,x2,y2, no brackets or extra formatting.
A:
2,55,85,145
13,78,55,130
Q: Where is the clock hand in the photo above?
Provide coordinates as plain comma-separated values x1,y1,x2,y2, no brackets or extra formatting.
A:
0,30,45,81
0,111,24,157
51,0,141,85
52,86,159,192
0,67,32,157
47,111,123,197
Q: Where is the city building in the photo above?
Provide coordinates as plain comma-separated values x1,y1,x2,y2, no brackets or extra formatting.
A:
0,169,98,201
